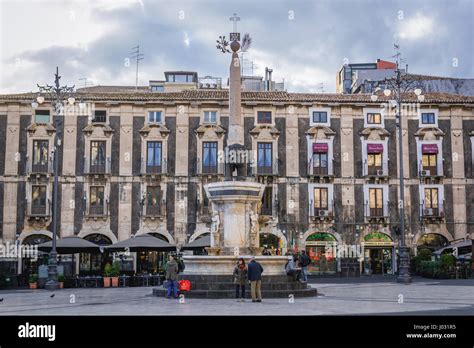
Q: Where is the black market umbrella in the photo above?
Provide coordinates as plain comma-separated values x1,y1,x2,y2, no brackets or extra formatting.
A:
37,236,102,254
182,235,211,250
433,239,472,255
105,233,176,252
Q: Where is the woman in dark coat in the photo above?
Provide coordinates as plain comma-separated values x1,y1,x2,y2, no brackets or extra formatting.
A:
233,258,248,301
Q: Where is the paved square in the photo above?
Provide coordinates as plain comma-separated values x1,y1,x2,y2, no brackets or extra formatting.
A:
0,278,472,315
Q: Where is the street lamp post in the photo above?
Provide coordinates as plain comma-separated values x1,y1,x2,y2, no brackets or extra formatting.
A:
370,57,424,285
32,67,75,290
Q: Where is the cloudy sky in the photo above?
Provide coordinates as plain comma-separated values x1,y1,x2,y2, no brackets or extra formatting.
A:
0,0,473,94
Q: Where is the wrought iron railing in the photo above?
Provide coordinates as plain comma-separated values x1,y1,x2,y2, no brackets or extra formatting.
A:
362,161,389,177
140,158,167,175
196,158,224,175
364,203,389,218
84,157,111,175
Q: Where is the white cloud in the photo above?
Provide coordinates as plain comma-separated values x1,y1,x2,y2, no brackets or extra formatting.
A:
395,13,435,41
250,48,333,92
183,31,191,47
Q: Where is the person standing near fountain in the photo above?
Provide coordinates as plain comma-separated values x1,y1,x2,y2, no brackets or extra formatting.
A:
233,258,248,302
248,256,264,302
165,255,179,299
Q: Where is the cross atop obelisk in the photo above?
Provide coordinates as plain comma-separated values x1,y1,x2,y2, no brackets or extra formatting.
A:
229,13,240,33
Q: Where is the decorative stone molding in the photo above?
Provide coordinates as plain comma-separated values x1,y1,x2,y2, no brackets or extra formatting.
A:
82,123,115,137
18,230,53,245
121,126,132,134
305,125,336,139
359,127,390,140
341,128,352,136
26,123,56,136
77,229,118,244
249,124,280,139
139,124,170,138
195,124,225,138
414,127,445,139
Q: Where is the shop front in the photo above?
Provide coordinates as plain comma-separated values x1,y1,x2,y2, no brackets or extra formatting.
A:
21,234,51,285
305,232,338,274
79,234,112,275
136,233,172,274
362,232,395,275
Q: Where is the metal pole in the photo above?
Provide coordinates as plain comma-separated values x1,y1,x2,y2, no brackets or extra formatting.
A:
45,113,60,290
37,67,74,290
396,67,412,284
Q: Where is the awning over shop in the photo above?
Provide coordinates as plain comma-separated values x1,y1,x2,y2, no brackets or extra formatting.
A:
422,144,438,154
37,236,102,254
433,239,472,255
182,235,211,250
312,143,328,153
105,233,176,252
367,143,384,153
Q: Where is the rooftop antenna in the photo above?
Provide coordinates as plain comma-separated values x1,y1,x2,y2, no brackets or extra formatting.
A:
241,57,251,75
391,43,407,70
248,61,258,76
318,82,325,93
130,45,144,91
78,77,93,89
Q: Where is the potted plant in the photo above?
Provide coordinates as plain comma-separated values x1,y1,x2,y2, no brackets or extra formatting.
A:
110,261,120,287
103,263,112,287
58,274,65,289
28,274,38,289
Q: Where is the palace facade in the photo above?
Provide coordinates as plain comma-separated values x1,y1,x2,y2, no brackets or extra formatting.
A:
0,87,473,275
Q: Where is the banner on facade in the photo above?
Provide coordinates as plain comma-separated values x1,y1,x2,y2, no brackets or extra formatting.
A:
422,144,438,154
313,143,328,153
367,143,383,153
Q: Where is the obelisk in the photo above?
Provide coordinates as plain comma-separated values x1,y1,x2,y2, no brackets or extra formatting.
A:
228,41,244,146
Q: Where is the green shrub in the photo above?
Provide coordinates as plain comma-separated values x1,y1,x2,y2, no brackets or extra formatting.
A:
28,274,38,283
58,274,66,282
110,261,120,277
412,249,433,275
103,263,112,277
418,248,432,261
419,260,449,279
440,254,456,270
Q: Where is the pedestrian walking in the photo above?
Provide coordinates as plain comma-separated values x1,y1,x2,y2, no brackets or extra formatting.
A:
247,256,264,302
299,250,311,282
233,258,248,301
165,254,179,299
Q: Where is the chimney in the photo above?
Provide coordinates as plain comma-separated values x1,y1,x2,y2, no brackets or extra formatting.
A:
264,67,273,91
267,68,273,91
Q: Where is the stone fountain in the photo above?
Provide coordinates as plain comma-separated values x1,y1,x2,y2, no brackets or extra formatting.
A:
153,20,317,298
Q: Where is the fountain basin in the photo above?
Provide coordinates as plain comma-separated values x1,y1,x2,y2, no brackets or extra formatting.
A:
182,255,288,275
204,181,265,203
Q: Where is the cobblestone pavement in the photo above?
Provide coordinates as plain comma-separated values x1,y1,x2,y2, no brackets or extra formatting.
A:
0,278,472,315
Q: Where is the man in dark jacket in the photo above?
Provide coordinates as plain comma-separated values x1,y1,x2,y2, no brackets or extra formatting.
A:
247,256,264,302
165,255,179,299
299,250,311,282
